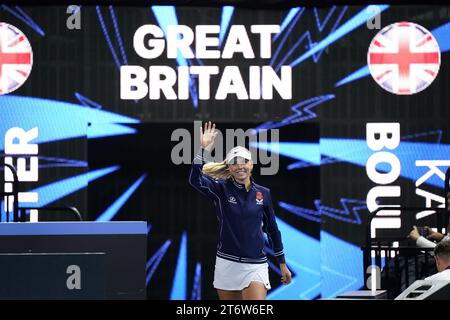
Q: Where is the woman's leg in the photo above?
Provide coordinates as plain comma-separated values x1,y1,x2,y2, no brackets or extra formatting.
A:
217,289,242,300
241,281,267,300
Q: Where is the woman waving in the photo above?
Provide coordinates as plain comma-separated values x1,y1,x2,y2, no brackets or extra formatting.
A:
189,122,292,300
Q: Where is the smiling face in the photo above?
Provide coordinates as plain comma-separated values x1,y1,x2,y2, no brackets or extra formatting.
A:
228,156,253,183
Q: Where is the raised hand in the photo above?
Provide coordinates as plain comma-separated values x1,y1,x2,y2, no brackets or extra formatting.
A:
409,226,420,241
200,121,218,151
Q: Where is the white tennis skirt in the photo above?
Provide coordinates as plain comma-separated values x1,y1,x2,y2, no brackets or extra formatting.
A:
213,256,271,291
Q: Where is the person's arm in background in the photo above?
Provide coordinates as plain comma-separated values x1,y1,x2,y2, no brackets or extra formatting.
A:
425,226,445,242
409,226,437,248
263,189,292,285
188,122,221,201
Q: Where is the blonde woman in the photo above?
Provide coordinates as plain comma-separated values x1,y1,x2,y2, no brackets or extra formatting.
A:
189,122,292,300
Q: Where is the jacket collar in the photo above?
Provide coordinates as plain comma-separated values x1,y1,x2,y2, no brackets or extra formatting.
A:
231,177,256,191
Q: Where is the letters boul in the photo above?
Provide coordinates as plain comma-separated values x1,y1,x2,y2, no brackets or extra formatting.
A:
366,123,448,238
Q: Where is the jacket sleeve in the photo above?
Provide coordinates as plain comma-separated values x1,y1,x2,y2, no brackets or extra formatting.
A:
262,189,286,264
188,148,222,201
416,236,437,249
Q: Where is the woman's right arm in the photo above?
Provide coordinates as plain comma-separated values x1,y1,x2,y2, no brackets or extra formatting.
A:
188,122,221,200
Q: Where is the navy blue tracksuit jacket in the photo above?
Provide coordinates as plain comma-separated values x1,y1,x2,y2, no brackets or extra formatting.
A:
189,149,285,265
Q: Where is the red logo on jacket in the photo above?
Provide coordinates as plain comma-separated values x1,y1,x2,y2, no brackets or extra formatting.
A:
256,192,264,204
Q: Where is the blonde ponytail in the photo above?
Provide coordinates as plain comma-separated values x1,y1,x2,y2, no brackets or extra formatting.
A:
202,160,231,180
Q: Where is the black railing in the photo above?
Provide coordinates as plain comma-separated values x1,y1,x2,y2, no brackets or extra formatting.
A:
0,163,20,222
18,206,83,222
2,162,83,222
367,245,435,298
363,206,445,298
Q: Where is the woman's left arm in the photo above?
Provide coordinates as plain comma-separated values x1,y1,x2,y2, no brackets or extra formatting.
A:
263,189,292,285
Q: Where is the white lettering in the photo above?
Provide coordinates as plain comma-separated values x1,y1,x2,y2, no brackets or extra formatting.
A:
366,123,401,238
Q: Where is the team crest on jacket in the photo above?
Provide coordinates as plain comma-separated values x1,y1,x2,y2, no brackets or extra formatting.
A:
256,192,264,205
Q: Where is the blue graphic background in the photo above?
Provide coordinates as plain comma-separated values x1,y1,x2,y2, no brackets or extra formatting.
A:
1,5,449,299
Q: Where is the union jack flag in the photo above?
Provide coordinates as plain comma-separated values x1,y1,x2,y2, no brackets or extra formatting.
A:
0,22,33,95
367,22,440,95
